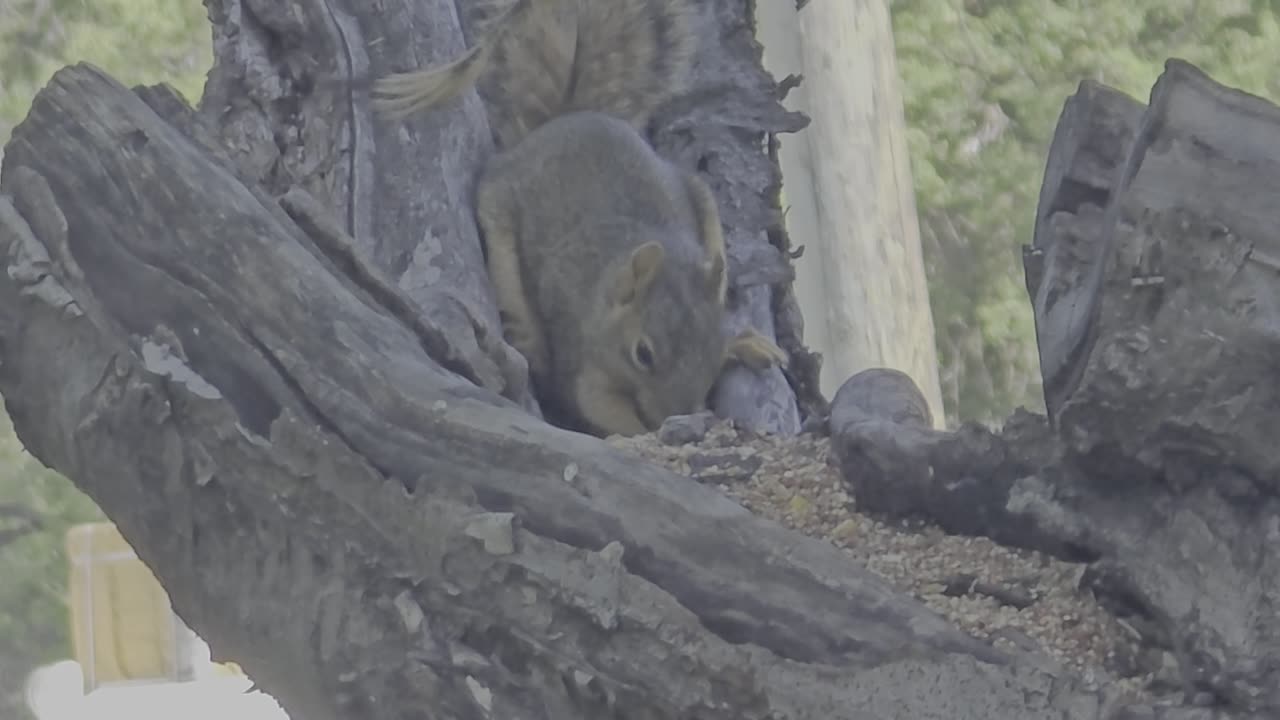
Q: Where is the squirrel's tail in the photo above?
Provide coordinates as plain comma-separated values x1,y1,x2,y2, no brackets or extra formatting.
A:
371,1,528,121
371,45,492,121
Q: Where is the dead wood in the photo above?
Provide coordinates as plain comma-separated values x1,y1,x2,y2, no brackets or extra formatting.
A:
192,0,819,434
1045,58,1280,715
0,56,1123,720
1026,79,1146,418
6,0,1269,716
836,60,1280,719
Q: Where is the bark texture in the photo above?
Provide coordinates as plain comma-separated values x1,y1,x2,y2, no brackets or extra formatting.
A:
3,0,1268,715
1026,79,1145,419
837,60,1280,720
645,1,818,432
0,59,1128,720
191,0,820,435
0,0,1140,716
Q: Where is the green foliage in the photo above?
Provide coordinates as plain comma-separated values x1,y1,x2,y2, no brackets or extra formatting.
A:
0,1,211,716
0,0,211,150
890,0,1280,424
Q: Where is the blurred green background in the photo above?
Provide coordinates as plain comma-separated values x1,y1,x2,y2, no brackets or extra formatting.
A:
891,0,1279,422
0,0,1276,716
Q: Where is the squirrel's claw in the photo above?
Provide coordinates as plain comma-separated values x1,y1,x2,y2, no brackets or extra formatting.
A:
725,330,787,371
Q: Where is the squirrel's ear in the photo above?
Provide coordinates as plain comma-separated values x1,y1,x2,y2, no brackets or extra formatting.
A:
681,172,729,305
609,241,665,306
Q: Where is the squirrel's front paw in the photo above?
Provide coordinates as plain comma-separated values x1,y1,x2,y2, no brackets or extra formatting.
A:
500,316,549,377
724,329,787,371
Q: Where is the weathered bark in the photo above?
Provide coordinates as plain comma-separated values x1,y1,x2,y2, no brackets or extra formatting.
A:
837,60,1280,719
829,370,1089,561
6,0,1268,715
1053,60,1280,483
1048,58,1280,715
753,0,945,427
197,0,544,420
1026,79,1146,418
190,0,818,436
646,2,816,433
0,60,1132,720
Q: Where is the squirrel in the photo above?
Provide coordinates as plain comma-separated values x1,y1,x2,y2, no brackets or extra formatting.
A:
474,112,787,436
372,0,787,436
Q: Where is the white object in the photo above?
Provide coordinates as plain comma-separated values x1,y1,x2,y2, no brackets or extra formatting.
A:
26,660,290,720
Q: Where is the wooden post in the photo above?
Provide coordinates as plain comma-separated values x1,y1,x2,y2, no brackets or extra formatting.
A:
755,0,945,427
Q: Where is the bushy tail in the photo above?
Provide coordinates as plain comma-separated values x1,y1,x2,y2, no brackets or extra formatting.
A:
371,1,527,121
372,44,493,121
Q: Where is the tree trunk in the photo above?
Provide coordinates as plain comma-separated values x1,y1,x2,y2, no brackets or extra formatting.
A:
15,0,1194,689
0,58,1126,720
4,0,1269,714
837,59,1280,718
753,0,945,427
195,0,824,434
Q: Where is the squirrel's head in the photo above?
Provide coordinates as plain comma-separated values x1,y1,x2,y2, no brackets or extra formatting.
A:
574,237,729,437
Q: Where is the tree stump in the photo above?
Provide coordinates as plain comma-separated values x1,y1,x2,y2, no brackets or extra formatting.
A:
1047,59,1280,714
838,59,1280,718
1026,79,1146,419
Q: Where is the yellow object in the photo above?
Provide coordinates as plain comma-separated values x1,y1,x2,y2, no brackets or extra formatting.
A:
65,523,182,691
213,661,245,677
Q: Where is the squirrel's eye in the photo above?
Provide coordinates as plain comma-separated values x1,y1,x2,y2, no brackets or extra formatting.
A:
633,339,655,371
